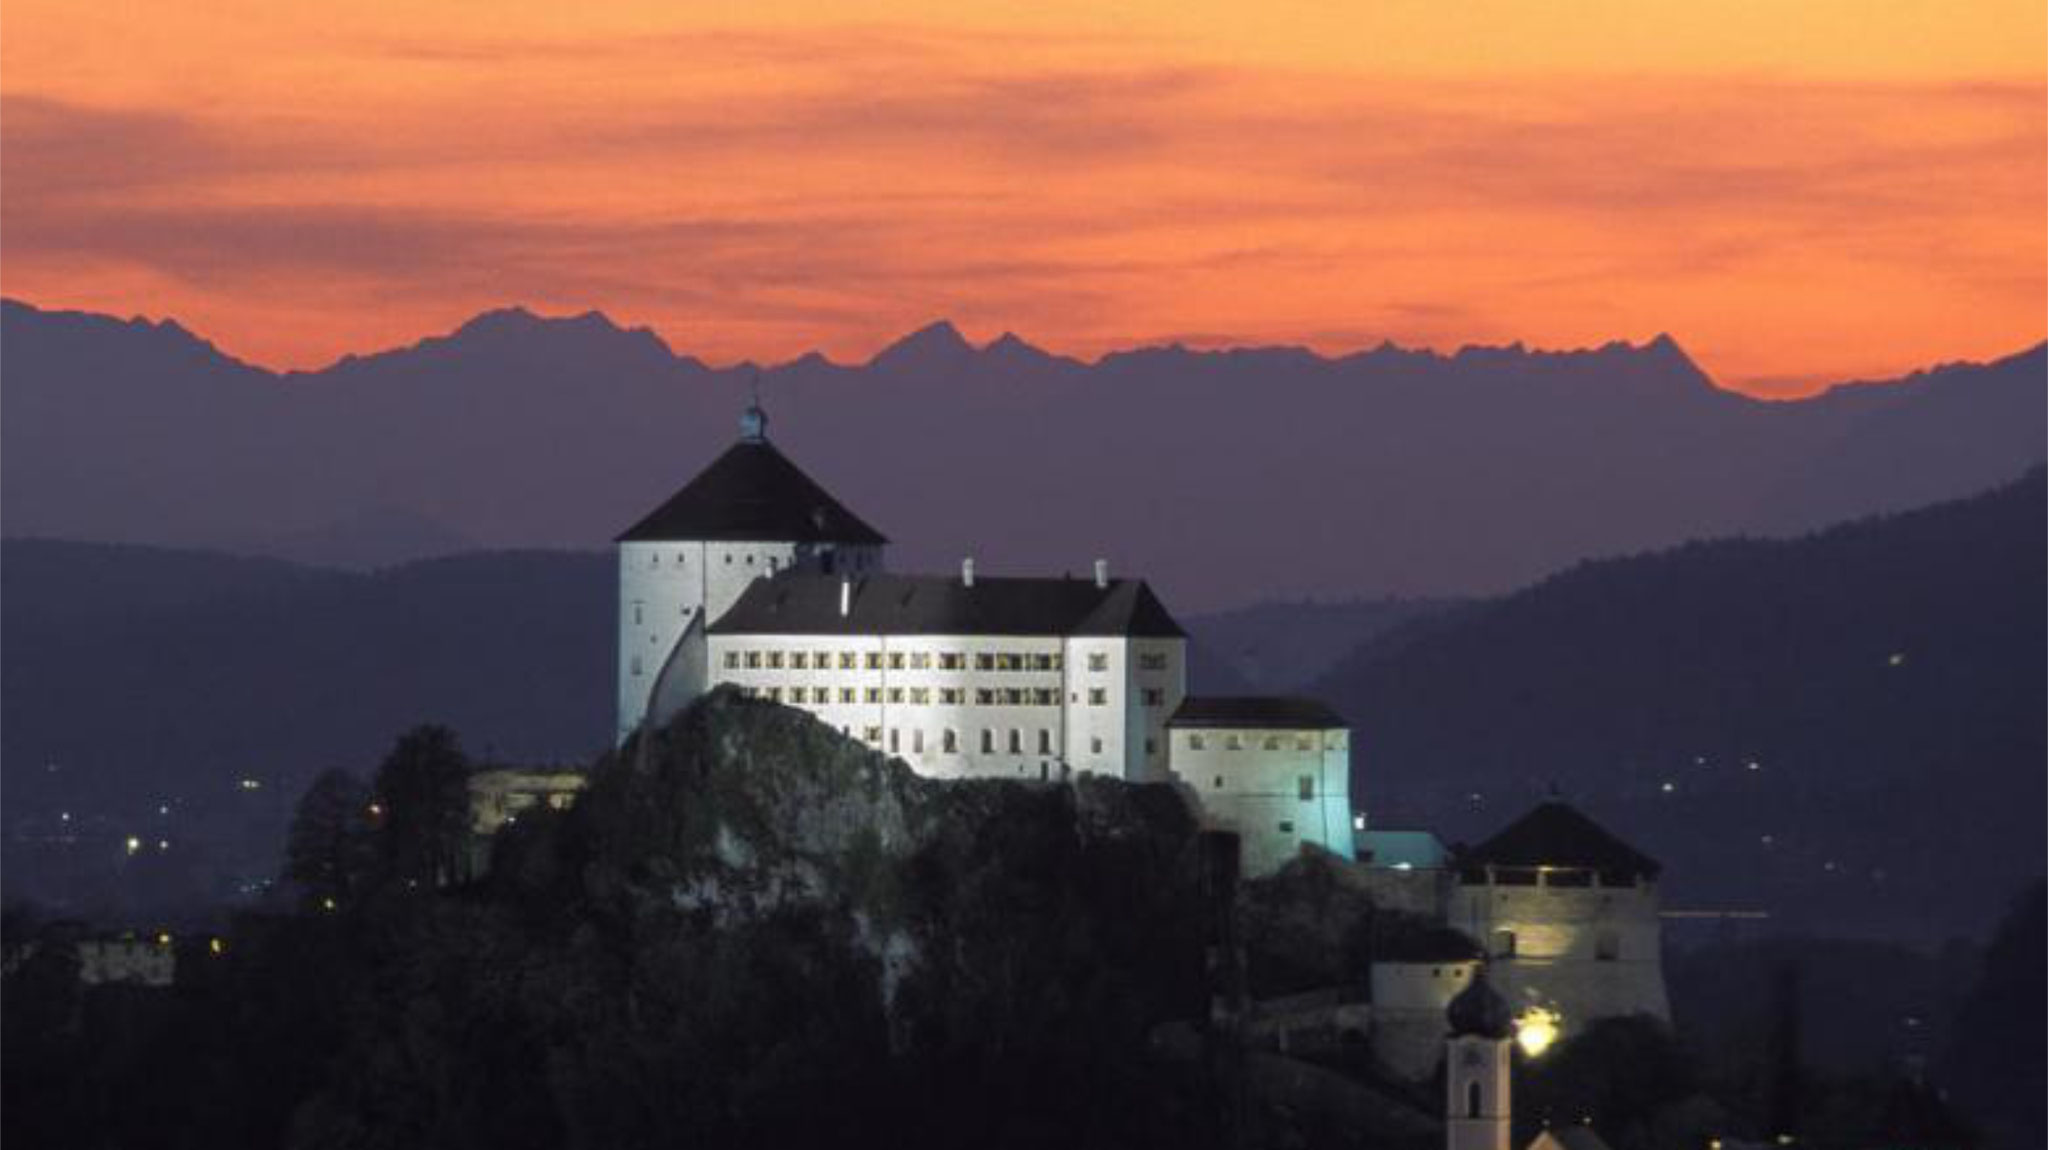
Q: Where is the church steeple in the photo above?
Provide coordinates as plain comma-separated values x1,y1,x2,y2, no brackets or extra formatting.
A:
739,374,769,442
1446,965,1514,1150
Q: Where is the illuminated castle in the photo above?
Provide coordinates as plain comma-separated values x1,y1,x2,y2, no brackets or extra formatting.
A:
614,397,1355,872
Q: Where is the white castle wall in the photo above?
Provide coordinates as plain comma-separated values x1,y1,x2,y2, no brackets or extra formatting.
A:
616,540,882,742
707,630,1184,782
1170,726,1353,874
1448,874,1671,1034
1369,960,1479,1080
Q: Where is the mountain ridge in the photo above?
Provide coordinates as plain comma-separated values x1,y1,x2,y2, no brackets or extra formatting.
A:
4,296,2040,608
4,295,1920,390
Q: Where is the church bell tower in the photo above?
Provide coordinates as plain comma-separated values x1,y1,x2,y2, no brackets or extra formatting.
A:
1445,964,1514,1150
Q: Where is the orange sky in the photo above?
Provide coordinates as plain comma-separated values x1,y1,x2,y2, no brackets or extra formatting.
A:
3,1,2043,394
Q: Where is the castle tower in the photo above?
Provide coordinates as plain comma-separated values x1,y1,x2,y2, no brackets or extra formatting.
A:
614,396,886,743
1444,964,1515,1150
1449,799,1670,1038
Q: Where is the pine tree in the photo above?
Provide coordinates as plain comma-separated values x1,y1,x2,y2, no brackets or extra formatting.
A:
283,768,376,910
371,725,473,888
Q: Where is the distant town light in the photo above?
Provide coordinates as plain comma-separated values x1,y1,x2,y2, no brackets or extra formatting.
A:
238,778,262,791
1660,781,1676,794
158,804,170,816
157,839,171,851
124,836,142,855
155,931,172,947
1887,652,1906,667
209,937,226,956
1352,814,1366,831
1514,1008,1561,1057
1746,760,1761,772
367,803,384,818
320,897,338,912
59,811,72,823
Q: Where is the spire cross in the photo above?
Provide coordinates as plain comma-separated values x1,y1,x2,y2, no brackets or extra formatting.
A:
739,371,769,442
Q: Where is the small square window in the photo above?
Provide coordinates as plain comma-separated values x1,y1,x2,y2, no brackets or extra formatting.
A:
1090,737,1104,754
1278,820,1294,834
1299,776,1315,801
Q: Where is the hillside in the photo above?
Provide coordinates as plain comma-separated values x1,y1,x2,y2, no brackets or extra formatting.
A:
1316,469,2047,940
0,538,1341,912
5,298,2041,608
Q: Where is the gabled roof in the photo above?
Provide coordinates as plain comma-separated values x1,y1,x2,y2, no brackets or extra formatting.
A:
1459,800,1661,879
616,439,886,544
1167,696,1347,730
708,572,1186,638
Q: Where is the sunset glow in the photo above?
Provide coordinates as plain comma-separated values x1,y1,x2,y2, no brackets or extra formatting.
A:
3,1,2042,393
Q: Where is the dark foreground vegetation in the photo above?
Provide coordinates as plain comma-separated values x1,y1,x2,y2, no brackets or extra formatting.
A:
4,693,2038,1149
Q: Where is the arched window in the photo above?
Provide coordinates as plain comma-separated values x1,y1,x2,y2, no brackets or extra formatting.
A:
1466,1080,1483,1118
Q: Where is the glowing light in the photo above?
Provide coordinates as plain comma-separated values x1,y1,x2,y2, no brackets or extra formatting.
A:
157,839,171,851
1352,814,1366,831
208,937,226,956
320,897,338,912
1888,652,1907,667
239,778,262,791
155,931,172,947
124,836,141,855
158,804,170,816
367,803,384,817
59,811,71,823
1515,1008,1562,1057
1660,781,1676,794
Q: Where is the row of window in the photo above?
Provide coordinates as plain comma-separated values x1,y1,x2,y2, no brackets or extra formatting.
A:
843,726,1158,759
1187,732,1327,752
1210,774,1321,800
735,684,1162,708
735,684,1170,709
719,649,1168,673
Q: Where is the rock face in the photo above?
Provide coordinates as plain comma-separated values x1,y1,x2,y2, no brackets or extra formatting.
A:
503,685,1217,1058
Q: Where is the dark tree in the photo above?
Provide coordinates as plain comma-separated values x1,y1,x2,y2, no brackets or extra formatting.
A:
1766,961,1805,1141
283,768,376,910
1939,879,2046,1150
370,725,472,888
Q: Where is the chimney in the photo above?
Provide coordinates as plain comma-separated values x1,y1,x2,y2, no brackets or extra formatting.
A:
962,557,975,588
839,577,852,617
1093,558,1109,589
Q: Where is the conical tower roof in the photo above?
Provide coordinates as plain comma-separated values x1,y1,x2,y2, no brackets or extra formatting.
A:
616,404,885,544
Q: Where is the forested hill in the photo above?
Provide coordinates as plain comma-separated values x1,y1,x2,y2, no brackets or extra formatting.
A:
1317,467,2047,940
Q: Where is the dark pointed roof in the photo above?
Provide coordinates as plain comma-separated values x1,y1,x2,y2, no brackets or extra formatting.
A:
1446,966,1514,1039
1459,800,1661,879
1167,696,1347,730
708,571,1185,638
616,439,886,544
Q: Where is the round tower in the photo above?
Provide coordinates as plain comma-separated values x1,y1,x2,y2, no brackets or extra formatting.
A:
614,397,886,743
1445,965,1514,1150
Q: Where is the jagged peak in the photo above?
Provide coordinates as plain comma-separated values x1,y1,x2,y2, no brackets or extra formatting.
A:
870,319,973,367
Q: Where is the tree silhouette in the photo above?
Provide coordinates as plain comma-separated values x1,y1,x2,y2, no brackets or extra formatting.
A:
370,725,472,889
283,768,376,910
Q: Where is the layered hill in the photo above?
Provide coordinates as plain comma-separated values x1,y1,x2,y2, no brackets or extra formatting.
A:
1316,469,2047,940
4,298,2041,608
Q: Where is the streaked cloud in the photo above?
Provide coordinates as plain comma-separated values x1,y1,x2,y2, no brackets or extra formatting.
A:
1,15,2040,392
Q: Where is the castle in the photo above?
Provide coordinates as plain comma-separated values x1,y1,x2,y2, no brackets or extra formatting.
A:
588,395,1670,1087
613,397,1356,869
